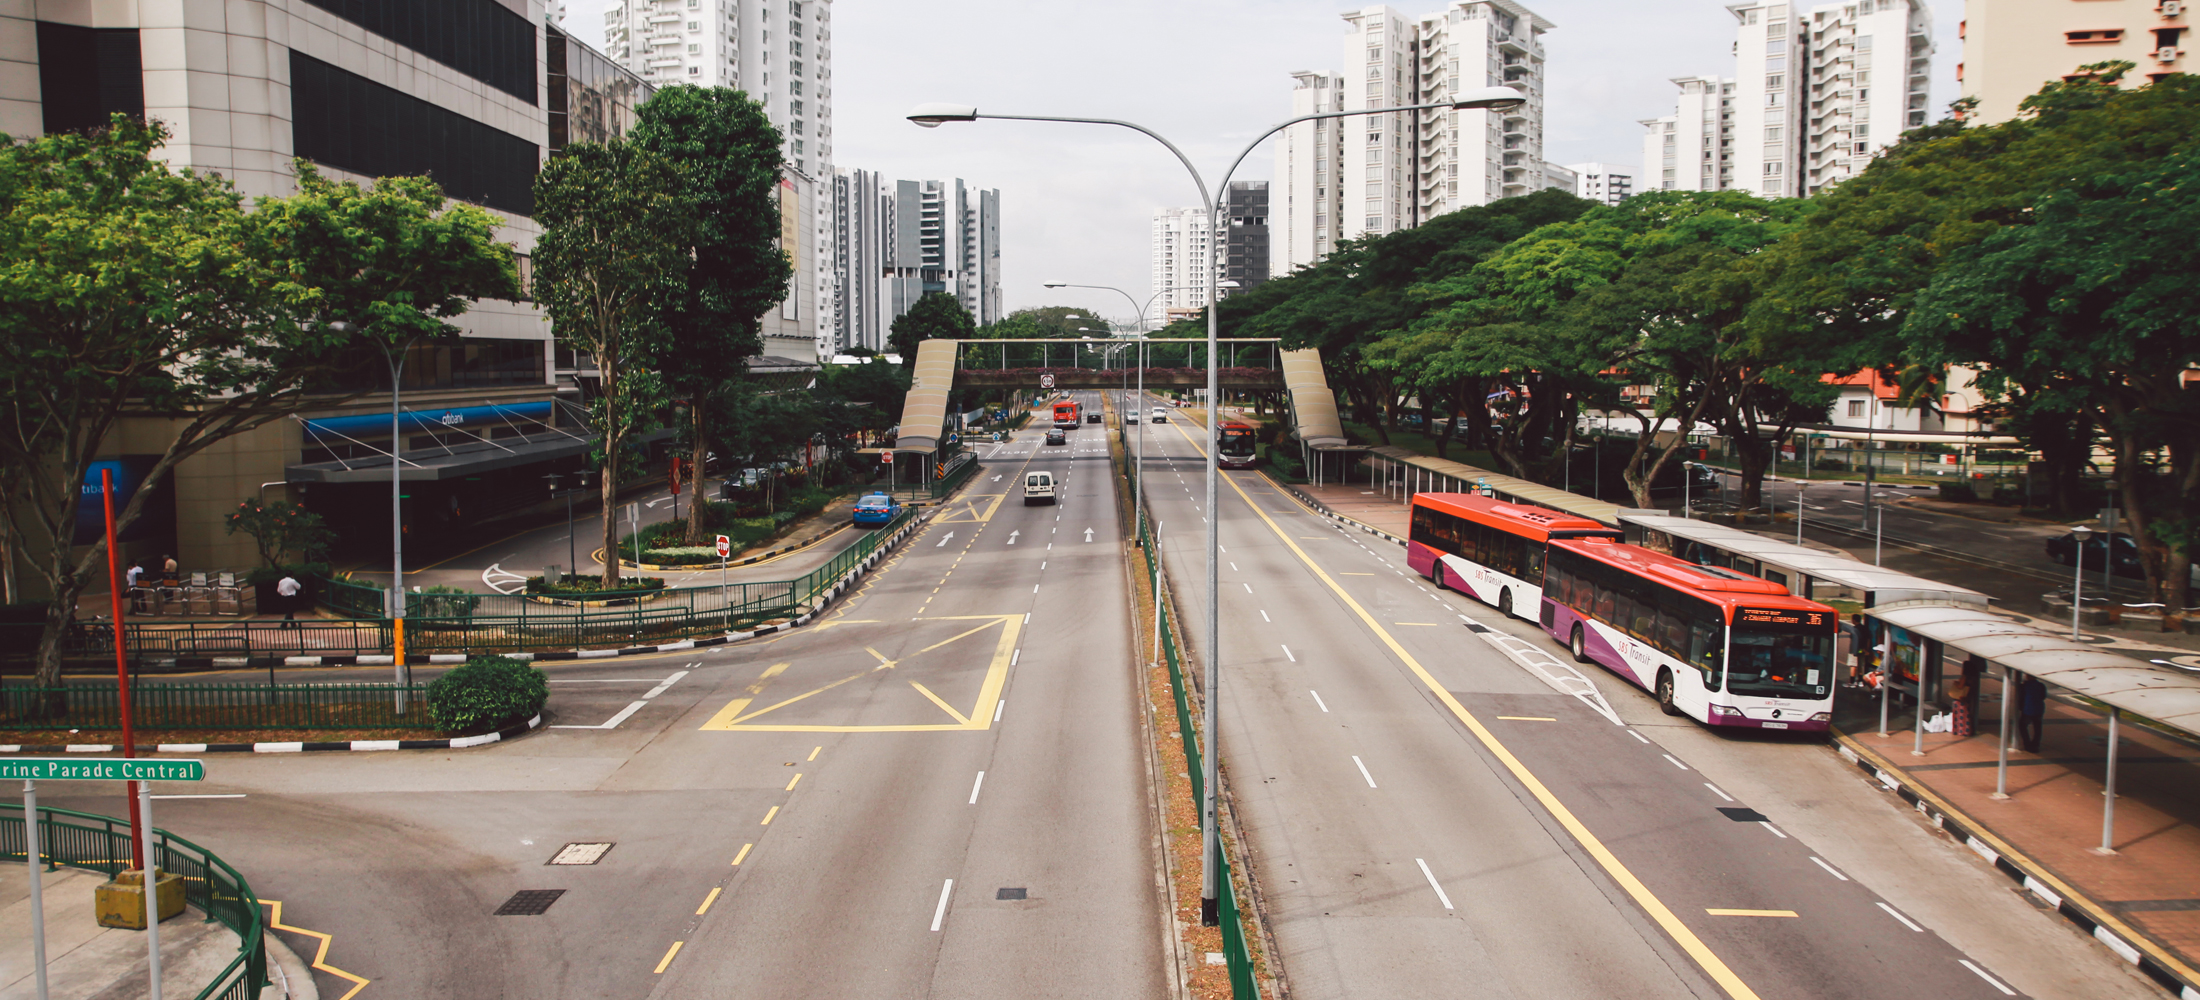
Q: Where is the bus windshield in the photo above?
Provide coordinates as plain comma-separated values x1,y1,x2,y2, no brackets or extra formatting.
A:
1725,628,1834,699
1219,427,1256,455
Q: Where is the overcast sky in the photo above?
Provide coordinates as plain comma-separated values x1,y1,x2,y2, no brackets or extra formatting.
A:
563,0,1962,326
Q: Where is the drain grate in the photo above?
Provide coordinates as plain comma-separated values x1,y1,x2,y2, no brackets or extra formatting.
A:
996,887,1028,900
1717,807,1770,823
495,889,566,915
547,842,614,865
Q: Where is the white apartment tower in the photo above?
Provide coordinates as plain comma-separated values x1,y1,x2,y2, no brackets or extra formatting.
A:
1639,76,1734,192
828,172,1002,354
1565,162,1634,205
1278,71,1346,273
1727,0,1933,198
604,0,836,359
1279,2,1557,270
1150,207,1214,327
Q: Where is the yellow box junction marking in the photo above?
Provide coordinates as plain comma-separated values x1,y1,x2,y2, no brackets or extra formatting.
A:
930,493,1005,524
1161,416,1766,1000
699,615,1020,732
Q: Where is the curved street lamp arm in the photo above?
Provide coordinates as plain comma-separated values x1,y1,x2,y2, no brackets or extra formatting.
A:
975,113,1214,218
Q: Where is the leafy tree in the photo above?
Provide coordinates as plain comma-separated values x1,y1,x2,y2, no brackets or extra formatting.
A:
533,140,698,586
0,119,514,689
223,499,336,567
888,292,976,367
629,86,793,544
1906,145,2200,622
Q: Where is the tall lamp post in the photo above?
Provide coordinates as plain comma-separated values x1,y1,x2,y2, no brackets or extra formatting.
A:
331,322,423,713
912,85,1527,926
1044,281,1195,542
2069,524,2092,639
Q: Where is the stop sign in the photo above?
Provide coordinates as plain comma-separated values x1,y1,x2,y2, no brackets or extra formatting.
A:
1040,373,1055,389
715,534,731,558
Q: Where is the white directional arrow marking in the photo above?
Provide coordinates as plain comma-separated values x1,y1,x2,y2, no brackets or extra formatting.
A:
1007,530,1020,545
992,475,1002,482
936,531,955,548
1084,528,1095,542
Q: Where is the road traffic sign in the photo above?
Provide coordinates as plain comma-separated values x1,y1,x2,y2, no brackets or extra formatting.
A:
881,450,894,464
0,758,203,781
1040,374,1055,389
715,534,731,558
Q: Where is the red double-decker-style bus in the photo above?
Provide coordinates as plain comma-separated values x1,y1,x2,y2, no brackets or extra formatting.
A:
1542,537,1838,730
1406,492,1618,621
1216,422,1259,468
1051,401,1081,428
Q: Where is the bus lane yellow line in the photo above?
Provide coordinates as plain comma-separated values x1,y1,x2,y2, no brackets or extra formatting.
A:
1160,417,1764,1000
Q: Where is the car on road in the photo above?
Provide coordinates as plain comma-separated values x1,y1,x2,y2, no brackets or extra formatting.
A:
1086,412,1102,423
1023,471,1057,505
1124,411,1139,424
1151,407,1168,423
1045,428,1067,445
851,493,902,527
2046,530,2146,578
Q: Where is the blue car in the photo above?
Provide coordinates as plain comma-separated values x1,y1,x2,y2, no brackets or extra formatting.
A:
851,493,902,527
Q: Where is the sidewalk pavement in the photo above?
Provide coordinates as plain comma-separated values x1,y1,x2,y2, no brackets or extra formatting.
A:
0,866,313,1000
1277,474,2200,995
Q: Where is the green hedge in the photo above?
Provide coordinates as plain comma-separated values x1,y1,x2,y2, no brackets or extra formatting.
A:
524,575,668,595
426,655,548,734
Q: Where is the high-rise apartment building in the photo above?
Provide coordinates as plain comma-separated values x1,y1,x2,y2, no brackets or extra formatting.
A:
1959,0,2187,125
604,0,835,359
1150,207,1213,327
1223,182,1273,291
1277,2,1560,272
827,172,1002,354
1726,0,1933,198
1565,162,1634,205
1639,75,1735,192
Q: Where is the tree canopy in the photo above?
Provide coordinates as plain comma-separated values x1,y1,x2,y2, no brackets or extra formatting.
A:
888,292,976,365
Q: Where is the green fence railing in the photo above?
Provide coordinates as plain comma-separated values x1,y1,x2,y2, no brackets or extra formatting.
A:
1136,502,1261,1000
0,680,430,731
0,803,266,1000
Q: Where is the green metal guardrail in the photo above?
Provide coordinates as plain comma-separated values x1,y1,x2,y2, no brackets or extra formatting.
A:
0,680,430,731
1134,492,1261,1000
7,506,923,666
0,803,266,1000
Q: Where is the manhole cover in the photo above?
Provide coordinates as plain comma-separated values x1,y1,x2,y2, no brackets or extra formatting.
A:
495,889,565,915
548,842,614,865
996,887,1027,900
1717,807,1770,823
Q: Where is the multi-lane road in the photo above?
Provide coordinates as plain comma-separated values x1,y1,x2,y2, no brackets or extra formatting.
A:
33,389,2165,999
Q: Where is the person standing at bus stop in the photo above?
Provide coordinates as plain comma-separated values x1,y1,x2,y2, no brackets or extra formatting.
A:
2017,674,2048,753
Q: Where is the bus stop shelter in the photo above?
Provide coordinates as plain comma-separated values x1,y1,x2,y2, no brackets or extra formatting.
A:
1622,514,1989,611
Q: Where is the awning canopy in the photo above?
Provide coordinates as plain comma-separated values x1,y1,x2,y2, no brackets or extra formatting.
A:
1869,605,2200,738
1368,446,1635,528
1623,514,1991,609
892,339,957,454
287,430,594,483
1280,349,1348,450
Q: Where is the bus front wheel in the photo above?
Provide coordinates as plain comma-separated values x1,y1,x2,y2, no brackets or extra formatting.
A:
1569,625,1590,664
1656,671,1682,717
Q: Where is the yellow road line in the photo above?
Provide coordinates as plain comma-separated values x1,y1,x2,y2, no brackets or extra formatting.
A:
696,887,722,915
1497,716,1558,722
808,746,821,760
262,899,371,1000
1164,417,1765,1000
760,806,778,825
731,843,752,866
911,681,973,725
784,773,803,791
653,941,684,974
1706,909,1798,918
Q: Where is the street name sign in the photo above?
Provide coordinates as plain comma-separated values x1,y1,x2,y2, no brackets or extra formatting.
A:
0,758,203,781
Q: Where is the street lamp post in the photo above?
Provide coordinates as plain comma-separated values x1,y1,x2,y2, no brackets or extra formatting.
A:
1044,281,1197,547
2070,525,2092,640
331,322,421,713
913,85,1528,926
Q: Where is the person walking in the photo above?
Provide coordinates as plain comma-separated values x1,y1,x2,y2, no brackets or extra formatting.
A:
160,554,178,585
1947,672,1975,738
2017,674,2048,753
276,573,303,628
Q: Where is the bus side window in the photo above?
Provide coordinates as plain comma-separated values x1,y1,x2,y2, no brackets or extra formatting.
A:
1526,545,1545,585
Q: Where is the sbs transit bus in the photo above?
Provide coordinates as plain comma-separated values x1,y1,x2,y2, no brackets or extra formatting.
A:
1052,400,1082,428
1217,422,1259,469
1407,492,1618,621
1542,537,1837,730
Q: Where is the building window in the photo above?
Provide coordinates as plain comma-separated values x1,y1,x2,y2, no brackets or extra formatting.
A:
294,0,535,104
1847,399,1866,418
1766,74,1784,88
1765,126,1783,141
289,51,537,215
687,43,700,53
33,22,145,136
688,66,700,75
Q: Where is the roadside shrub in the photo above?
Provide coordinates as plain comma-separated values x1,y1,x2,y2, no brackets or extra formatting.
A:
426,656,547,734
409,585,481,619
524,575,667,595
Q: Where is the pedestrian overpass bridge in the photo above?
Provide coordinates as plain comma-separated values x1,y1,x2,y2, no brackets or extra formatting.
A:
891,337,1347,455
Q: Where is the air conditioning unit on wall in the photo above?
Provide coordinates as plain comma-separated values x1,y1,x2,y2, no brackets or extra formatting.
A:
2159,46,2182,62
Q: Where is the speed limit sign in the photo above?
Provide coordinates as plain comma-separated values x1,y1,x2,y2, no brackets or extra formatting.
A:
715,534,731,558
1040,373,1055,389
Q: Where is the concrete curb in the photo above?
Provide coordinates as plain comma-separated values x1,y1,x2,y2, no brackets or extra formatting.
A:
1833,729,2200,999
0,712,547,756
617,519,852,571
1265,474,1408,546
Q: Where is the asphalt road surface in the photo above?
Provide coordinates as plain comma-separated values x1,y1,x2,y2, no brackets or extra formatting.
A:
47,402,1165,1000
1122,389,2158,1000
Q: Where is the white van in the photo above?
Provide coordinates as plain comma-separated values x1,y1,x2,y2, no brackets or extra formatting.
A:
1023,471,1057,506
1151,407,1168,423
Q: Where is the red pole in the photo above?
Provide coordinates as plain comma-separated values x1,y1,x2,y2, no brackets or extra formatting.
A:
101,469,144,872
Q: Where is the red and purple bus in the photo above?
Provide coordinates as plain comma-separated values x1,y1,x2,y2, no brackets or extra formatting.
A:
1217,422,1259,469
1542,537,1837,730
1407,492,1619,621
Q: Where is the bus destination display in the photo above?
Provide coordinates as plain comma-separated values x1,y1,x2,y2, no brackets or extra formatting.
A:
1735,607,1832,632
